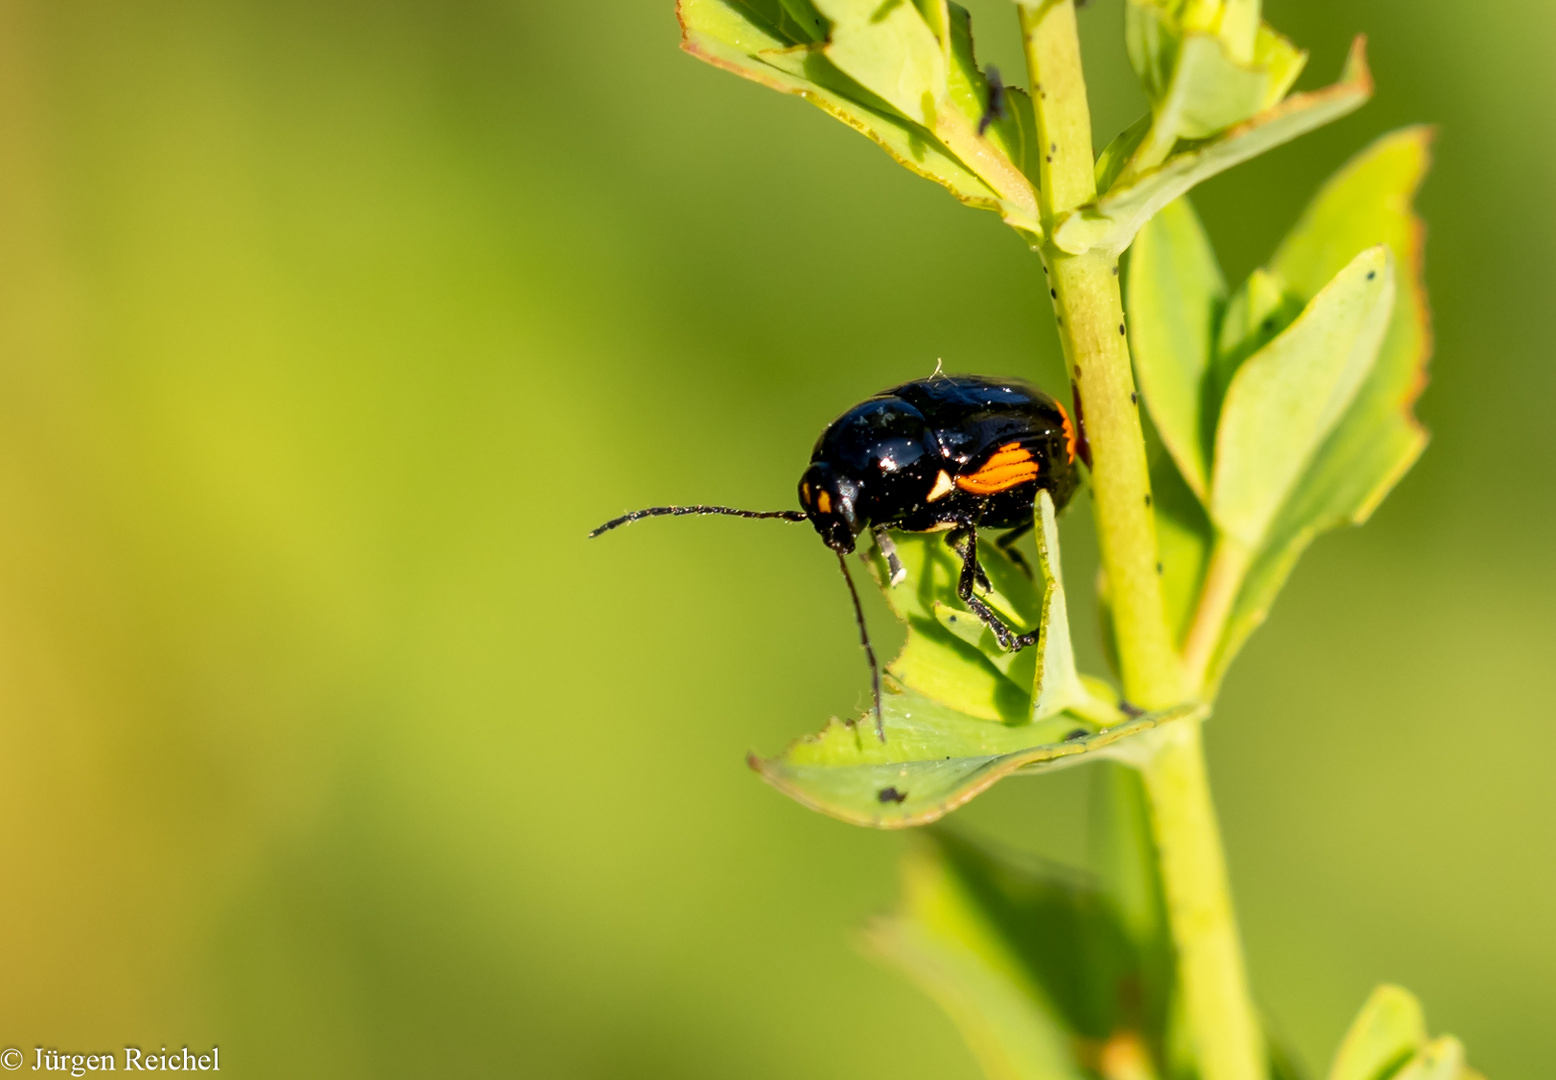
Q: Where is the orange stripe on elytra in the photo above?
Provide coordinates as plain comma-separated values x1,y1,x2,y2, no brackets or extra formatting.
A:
955,443,1041,495
956,464,1040,495
1057,405,1077,464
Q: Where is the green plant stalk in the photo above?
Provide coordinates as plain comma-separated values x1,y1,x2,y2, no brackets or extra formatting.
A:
1138,721,1263,1080
1182,534,1254,692
1020,5,1263,1079
1021,0,1180,709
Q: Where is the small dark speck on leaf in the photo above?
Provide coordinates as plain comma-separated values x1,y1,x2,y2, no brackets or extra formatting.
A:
1156,561,1163,574
1144,493,1152,507
1112,264,1119,275
1050,142,1057,152
1046,155,1053,163
1064,728,1088,742
1119,323,1126,335
1261,317,1275,332
1130,391,1137,405
1050,288,1057,298
1119,700,1146,718
878,786,907,804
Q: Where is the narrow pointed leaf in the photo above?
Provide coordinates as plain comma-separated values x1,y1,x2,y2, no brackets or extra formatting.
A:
864,841,1087,1080
1210,245,1395,550
1210,129,1433,683
751,687,1201,828
1052,37,1372,255
1095,113,1152,195
1265,126,1435,531
1326,985,1427,1080
1393,1038,1468,1080
1030,490,1092,720
1128,196,1226,501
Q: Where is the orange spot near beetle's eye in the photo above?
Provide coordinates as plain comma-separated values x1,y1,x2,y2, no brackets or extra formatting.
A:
816,490,831,515
800,482,811,504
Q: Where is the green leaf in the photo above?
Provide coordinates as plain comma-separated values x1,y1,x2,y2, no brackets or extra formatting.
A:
1127,196,1226,501
1124,4,1307,172
876,529,1043,723
1210,244,1395,551
1029,490,1095,720
1095,113,1152,195
1088,763,1174,1045
1149,433,1214,644
814,0,946,126
677,0,1043,235
1325,984,1481,1080
946,3,1042,188
1393,1039,1468,1080
1210,128,1433,683
1215,266,1306,391
863,838,1091,1080
755,494,1204,828
872,492,1114,725
1052,37,1372,256
752,685,1202,828
1326,985,1426,1080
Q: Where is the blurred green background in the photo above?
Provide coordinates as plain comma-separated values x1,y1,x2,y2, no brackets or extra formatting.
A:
0,0,1549,1076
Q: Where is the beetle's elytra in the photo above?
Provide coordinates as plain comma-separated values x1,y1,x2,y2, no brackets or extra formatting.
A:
590,374,1083,740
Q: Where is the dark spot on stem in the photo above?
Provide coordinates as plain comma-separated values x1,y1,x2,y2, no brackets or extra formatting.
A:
1119,323,1126,335
1064,728,1088,742
877,786,907,804
1144,493,1152,507
1130,391,1137,405
1050,288,1057,298
1119,700,1145,718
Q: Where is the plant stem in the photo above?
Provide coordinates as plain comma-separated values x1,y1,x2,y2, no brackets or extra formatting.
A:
1020,6,1264,1080
1137,722,1264,1080
1181,534,1253,692
1020,0,1180,710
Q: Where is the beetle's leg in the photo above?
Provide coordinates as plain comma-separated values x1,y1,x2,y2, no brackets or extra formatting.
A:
871,526,906,586
995,520,1034,580
944,526,992,594
953,520,1039,652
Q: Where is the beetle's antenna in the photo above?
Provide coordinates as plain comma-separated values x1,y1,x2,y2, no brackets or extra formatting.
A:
589,505,807,538
836,550,884,742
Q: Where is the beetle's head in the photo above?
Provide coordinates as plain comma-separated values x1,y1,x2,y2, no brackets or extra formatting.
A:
798,462,864,553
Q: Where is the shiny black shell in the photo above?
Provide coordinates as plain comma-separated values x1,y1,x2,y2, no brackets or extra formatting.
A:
799,374,1079,550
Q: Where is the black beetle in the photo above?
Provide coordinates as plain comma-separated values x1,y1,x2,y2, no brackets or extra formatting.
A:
590,374,1082,739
